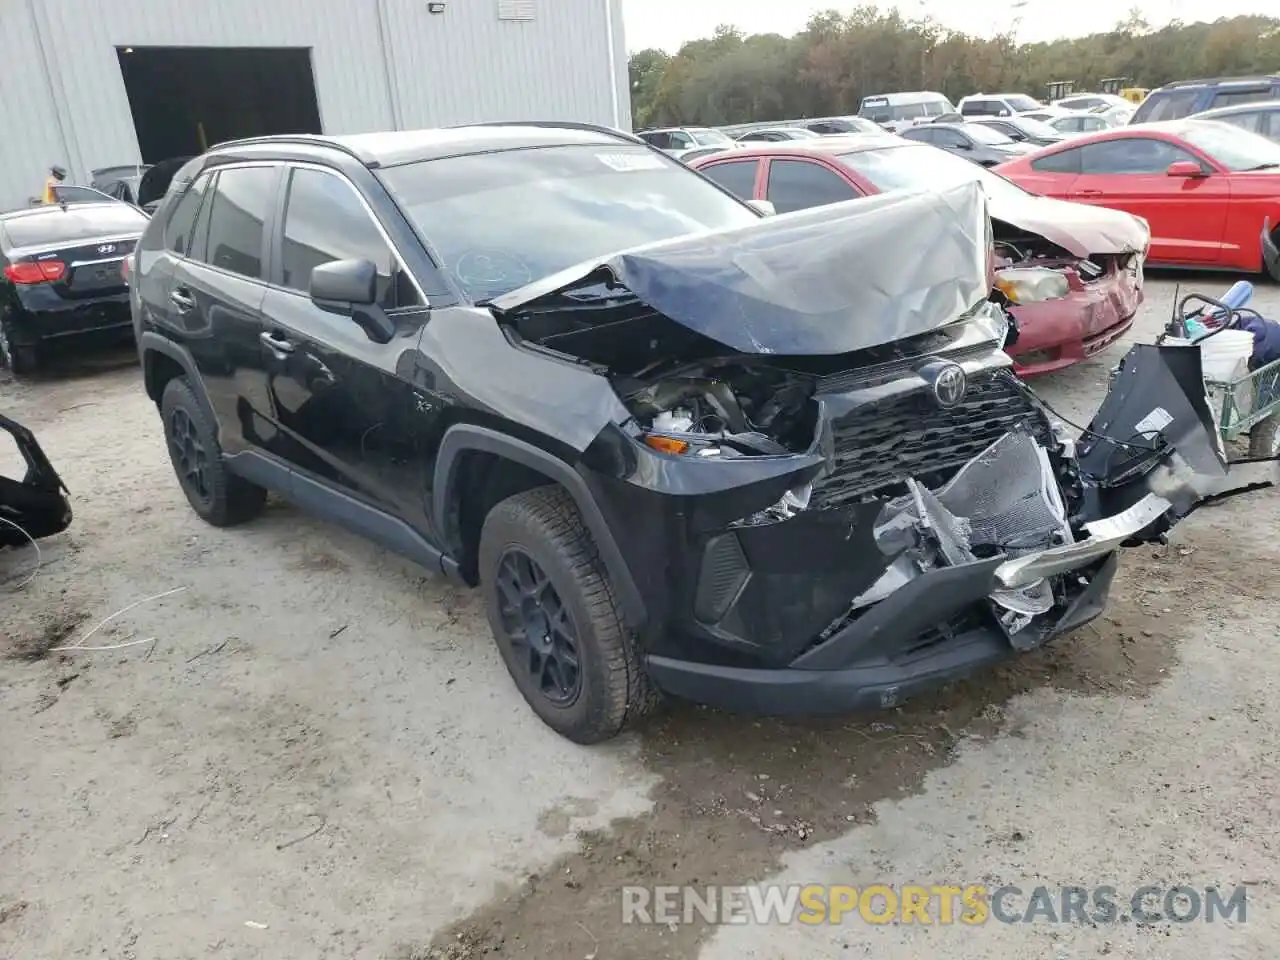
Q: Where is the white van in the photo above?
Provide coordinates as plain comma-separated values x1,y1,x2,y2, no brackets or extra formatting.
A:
857,91,956,132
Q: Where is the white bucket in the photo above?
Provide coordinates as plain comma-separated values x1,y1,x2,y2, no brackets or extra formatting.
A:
1197,329,1255,384
1167,330,1256,427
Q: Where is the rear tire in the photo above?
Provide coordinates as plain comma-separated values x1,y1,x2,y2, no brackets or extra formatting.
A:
478,485,657,744
0,322,37,375
160,377,266,527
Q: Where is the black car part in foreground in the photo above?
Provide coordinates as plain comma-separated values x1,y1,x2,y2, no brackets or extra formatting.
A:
1,201,149,374
0,412,72,549
130,125,1276,744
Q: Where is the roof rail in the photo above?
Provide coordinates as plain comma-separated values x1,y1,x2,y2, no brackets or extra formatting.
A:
1164,75,1276,88
208,133,371,165
450,120,644,145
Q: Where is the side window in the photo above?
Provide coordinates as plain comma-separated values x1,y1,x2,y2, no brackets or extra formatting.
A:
1210,89,1272,109
1219,111,1264,134
903,127,934,142
669,132,694,149
1134,89,1200,123
895,103,926,121
1032,148,1082,173
201,166,275,279
766,159,858,214
808,122,836,134
699,160,758,201
280,167,421,309
164,172,212,256
1080,138,1198,174
935,130,969,148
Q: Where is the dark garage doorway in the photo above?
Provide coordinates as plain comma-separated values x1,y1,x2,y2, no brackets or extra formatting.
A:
117,47,322,162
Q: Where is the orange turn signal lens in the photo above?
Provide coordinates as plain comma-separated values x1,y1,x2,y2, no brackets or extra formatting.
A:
642,434,690,455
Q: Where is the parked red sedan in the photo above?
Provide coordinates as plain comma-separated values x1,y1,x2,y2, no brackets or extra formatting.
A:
994,119,1280,280
690,137,1150,376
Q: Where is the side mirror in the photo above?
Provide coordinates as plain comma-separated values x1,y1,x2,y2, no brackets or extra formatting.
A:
311,258,377,304
310,259,395,343
1167,160,1206,178
748,199,776,216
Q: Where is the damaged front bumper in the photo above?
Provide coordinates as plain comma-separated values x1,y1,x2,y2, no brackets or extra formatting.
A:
644,430,1162,715
621,343,1276,716
1006,264,1142,376
0,412,72,547
647,555,1119,714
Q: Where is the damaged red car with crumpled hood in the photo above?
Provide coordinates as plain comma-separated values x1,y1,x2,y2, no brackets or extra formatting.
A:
691,136,1150,375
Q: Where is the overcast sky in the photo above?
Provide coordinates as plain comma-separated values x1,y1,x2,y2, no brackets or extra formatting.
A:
621,0,1275,50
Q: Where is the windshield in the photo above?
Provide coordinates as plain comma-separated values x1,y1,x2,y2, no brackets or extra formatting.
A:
689,128,734,147
1006,95,1041,112
1011,117,1061,138
379,144,759,301
1179,120,1280,171
840,143,1030,203
966,124,1016,145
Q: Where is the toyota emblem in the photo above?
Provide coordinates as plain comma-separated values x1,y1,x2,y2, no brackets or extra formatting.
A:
921,360,968,408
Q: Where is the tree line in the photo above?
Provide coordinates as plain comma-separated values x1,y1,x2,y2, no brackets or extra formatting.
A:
628,6,1280,128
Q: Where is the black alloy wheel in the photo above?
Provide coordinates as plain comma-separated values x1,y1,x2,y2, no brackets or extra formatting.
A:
494,547,583,705
167,406,211,506
477,485,658,743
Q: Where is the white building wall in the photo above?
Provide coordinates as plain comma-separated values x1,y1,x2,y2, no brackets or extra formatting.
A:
0,0,630,211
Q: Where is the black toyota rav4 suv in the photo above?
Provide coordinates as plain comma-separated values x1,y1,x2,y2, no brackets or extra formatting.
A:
130,123,1272,743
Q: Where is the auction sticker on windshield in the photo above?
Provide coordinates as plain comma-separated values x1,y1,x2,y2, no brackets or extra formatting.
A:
597,152,667,171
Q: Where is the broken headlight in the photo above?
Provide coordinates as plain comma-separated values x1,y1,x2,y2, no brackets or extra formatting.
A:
995,267,1069,304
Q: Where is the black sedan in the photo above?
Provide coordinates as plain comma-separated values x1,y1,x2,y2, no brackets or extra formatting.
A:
0,202,148,374
901,122,1037,166
970,115,1066,147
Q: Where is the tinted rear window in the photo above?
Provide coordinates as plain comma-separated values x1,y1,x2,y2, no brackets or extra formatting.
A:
1132,88,1201,123
2,204,147,248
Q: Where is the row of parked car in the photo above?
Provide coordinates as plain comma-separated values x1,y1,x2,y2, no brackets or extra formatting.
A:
640,74,1280,167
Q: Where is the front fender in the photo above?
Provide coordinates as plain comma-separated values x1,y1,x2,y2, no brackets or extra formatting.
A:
433,423,648,628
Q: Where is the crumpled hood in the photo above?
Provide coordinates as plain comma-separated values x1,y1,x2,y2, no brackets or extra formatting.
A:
493,181,991,356
988,191,1148,258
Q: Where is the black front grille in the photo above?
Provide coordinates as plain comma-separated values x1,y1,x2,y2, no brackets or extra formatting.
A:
812,371,1051,508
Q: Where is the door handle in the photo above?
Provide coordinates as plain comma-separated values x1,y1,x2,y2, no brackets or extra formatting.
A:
1074,189,1104,197
169,289,196,311
259,331,295,356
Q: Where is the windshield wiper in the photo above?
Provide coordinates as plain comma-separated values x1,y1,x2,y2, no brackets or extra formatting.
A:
1243,162,1280,171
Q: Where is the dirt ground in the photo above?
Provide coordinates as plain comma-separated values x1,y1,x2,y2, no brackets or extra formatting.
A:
2,275,1278,959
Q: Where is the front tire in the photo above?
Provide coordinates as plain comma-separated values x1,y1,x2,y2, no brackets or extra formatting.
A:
160,377,266,527
478,485,656,744
1266,226,1280,283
